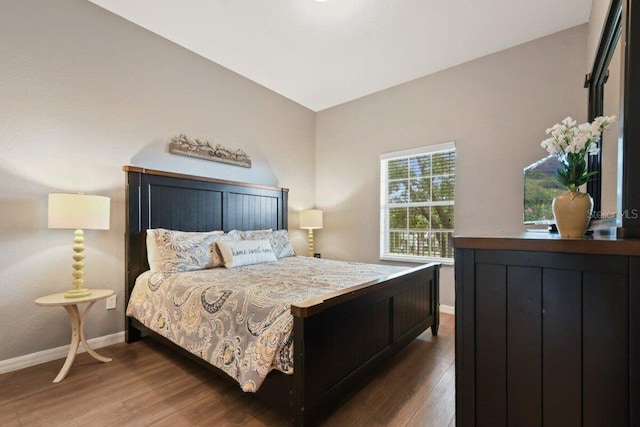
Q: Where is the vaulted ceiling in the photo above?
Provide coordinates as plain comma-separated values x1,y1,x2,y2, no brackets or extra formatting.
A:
88,0,592,111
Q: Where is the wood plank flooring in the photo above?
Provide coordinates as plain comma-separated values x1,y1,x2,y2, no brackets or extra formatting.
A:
0,314,454,427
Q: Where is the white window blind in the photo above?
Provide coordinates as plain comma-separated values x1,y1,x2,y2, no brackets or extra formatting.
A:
380,142,455,264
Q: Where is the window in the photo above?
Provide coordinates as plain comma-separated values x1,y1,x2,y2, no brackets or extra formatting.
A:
380,142,455,264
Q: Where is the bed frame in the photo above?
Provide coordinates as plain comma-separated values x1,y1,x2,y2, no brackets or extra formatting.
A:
124,165,440,426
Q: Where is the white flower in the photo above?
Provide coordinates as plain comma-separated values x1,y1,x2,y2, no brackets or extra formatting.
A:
541,115,614,188
572,140,585,153
578,123,591,132
541,138,559,155
541,115,615,159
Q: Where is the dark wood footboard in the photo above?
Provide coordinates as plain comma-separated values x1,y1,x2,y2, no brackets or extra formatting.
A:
290,262,440,426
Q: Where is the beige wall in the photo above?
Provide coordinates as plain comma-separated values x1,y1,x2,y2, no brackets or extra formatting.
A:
0,0,315,361
315,26,588,307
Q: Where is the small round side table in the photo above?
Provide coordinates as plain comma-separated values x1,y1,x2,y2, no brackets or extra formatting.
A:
35,289,115,383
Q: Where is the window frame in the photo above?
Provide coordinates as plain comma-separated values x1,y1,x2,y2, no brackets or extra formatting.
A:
380,141,456,265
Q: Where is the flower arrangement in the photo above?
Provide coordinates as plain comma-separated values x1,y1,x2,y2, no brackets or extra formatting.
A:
541,116,616,191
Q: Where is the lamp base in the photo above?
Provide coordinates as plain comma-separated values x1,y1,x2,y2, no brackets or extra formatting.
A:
64,288,92,298
65,228,91,298
307,229,314,257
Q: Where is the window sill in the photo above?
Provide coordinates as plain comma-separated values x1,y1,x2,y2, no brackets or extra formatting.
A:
380,255,454,266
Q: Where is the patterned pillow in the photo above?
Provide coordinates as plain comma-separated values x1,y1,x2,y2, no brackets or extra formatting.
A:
216,239,277,268
268,230,296,259
147,229,224,273
240,229,295,259
239,229,273,240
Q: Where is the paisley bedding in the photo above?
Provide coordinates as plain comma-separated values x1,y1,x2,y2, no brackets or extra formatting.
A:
126,256,406,392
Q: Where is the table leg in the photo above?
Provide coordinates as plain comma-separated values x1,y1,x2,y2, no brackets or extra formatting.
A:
79,301,112,363
52,301,113,383
53,305,81,383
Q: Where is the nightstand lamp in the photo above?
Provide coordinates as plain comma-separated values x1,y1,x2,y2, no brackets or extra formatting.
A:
299,209,323,257
48,193,110,298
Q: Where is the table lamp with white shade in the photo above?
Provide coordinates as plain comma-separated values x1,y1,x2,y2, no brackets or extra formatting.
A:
299,209,323,257
48,193,110,298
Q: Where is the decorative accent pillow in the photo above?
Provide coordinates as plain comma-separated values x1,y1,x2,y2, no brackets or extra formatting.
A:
239,229,295,259
267,230,296,259
208,230,241,267
216,239,278,268
239,229,273,240
147,229,224,273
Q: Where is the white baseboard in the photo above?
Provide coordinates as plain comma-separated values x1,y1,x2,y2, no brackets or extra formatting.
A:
440,304,455,315
0,331,125,375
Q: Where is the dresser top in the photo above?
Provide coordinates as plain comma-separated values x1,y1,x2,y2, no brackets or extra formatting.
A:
454,232,640,256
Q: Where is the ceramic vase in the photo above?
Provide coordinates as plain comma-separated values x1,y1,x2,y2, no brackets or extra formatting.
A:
552,190,593,238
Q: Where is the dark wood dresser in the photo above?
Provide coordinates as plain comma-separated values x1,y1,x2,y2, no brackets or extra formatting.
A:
454,233,639,426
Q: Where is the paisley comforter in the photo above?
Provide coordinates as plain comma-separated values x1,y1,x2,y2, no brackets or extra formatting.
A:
126,256,406,392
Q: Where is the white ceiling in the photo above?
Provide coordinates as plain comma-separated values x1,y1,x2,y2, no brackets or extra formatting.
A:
87,0,592,111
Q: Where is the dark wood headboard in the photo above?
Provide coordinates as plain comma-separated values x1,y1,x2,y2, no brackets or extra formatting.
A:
123,166,289,322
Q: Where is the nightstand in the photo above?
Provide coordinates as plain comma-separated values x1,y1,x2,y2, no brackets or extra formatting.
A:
35,289,115,383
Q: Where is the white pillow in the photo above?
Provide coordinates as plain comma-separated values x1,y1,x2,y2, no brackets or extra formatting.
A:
146,229,163,271
216,239,277,268
146,228,224,272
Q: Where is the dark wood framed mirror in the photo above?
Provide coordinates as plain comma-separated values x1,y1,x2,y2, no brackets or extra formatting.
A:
585,0,622,218
587,0,640,237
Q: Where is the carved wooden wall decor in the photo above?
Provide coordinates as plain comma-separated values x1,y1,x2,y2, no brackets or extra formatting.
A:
169,134,252,168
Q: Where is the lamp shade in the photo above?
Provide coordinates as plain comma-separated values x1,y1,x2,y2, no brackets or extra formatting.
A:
299,209,323,229
48,194,111,230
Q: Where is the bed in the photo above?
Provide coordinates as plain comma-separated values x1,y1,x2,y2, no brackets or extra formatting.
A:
124,165,440,426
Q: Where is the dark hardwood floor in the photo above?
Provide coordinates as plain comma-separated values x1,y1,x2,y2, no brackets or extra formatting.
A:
0,314,454,427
